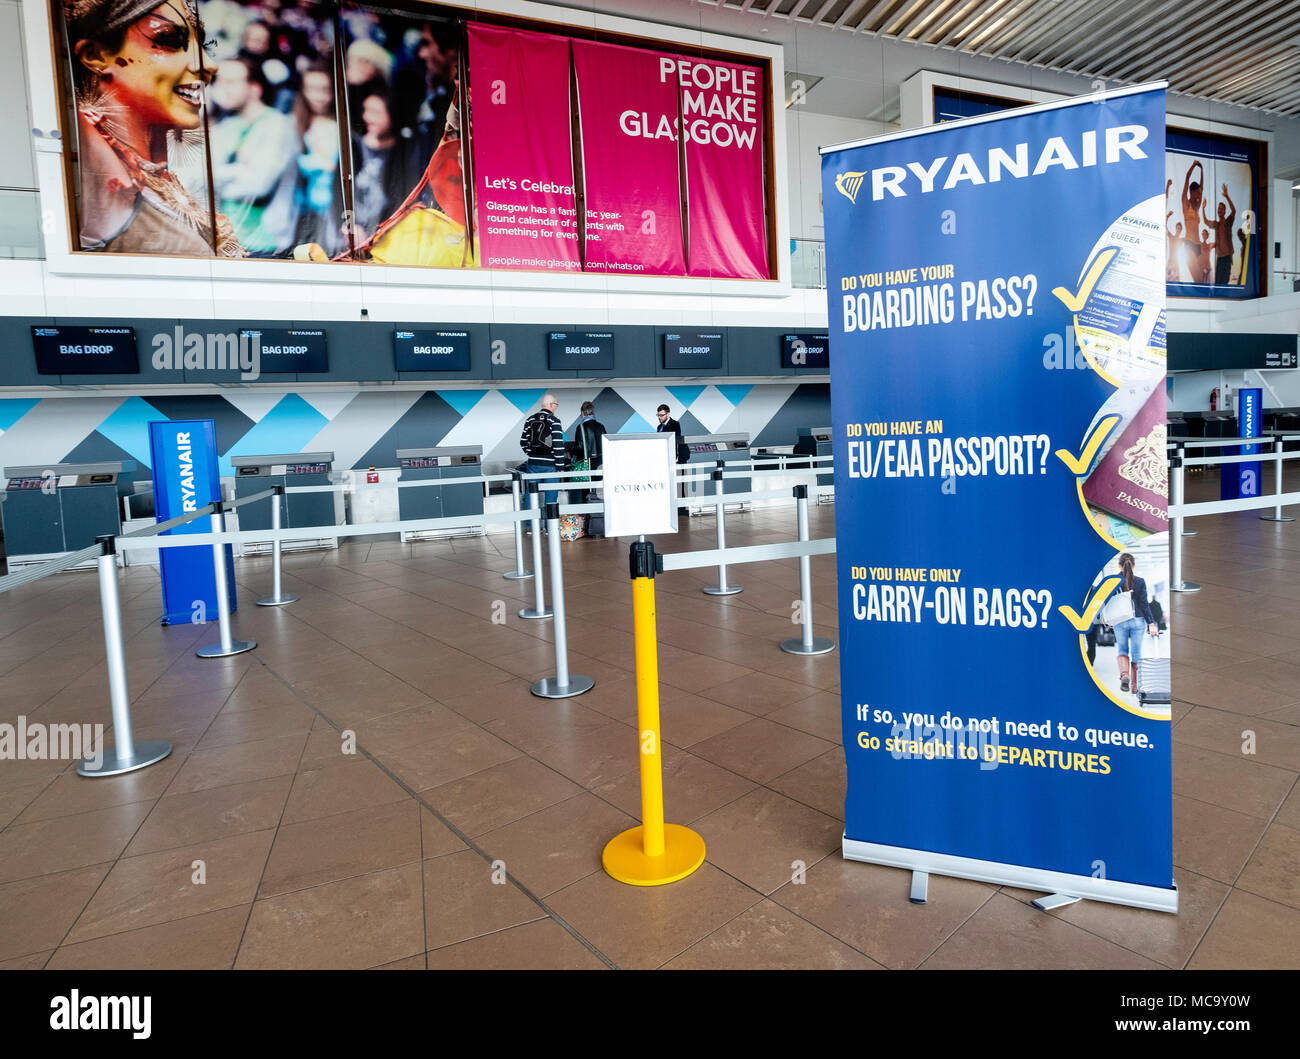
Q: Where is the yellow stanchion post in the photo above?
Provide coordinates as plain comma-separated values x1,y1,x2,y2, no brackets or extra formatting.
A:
602,540,706,885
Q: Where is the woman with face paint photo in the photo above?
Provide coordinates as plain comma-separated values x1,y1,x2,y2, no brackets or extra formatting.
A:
65,0,244,255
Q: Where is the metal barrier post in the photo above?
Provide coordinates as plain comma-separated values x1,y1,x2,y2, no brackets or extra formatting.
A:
782,485,835,655
703,461,742,596
602,540,705,886
1260,436,1294,523
1170,455,1201,594
79,536,172,777
257,486,299,606
531,502,594,698
198,503,258,657
504,471,533,579
1176,444,1196,536
519,482,552,620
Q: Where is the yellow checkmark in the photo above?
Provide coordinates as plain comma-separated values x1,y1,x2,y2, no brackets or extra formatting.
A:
1052,247,1119,314
1055,415,1120,476
1058,576,1122,632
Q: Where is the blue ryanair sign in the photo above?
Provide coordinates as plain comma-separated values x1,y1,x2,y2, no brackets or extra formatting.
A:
822,85,1176,912
148,420,236,625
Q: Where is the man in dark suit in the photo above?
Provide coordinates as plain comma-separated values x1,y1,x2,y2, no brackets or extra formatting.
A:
657,403,690,515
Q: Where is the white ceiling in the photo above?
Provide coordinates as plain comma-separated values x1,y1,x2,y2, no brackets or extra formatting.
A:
694,0,1300,117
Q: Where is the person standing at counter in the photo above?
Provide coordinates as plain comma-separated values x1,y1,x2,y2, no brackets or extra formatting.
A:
657,403,690,515
520,392,567,512
568,401,606,504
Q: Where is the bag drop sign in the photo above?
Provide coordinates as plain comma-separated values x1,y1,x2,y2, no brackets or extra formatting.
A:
601,433,679,538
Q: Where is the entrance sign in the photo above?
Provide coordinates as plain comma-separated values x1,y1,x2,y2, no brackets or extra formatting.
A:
821,85,1176,911
602,433,678,538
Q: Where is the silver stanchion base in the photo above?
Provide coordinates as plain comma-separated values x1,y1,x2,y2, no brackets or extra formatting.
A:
197,638,257,658
503,570,535,580
518,607,553,620
530,674,595,699
1259,515,1295,522
702,584,743,596
256,594,299,606
1182,528,1197,536
1171,582,1202,594
77,740,172,778
781,636,836,656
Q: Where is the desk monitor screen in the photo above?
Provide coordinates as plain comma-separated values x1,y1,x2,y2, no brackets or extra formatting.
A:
394,330,471,372
32,326,138,375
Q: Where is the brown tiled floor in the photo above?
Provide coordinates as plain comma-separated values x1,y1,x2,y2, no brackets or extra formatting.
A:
1,481,1298,969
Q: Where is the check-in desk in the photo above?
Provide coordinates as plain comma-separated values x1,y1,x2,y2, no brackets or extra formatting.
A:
683,433,751,510
232,452,339,550
397,446,484,541
794,426,834,488
1,461,134,561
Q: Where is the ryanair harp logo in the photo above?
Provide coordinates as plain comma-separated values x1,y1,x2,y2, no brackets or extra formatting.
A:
835,171,867,204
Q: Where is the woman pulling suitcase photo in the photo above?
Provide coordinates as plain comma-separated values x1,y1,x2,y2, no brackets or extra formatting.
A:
1101,552,1161,696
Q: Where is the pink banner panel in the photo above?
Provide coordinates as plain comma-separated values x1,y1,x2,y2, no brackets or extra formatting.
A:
672,56,769,279
572,41,685,276
467,24,579,271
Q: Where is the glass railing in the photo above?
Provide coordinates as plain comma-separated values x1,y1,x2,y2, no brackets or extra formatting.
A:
791,237,825,289
0,189,43,259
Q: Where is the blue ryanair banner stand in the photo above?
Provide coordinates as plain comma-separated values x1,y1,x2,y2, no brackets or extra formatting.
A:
148,420,236,625
1221,387,1261,500
821,84,1177,912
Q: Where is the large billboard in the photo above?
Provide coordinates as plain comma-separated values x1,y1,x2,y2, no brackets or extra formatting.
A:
56,2,770,280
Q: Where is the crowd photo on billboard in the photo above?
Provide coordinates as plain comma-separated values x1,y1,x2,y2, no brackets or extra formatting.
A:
57,0,770,278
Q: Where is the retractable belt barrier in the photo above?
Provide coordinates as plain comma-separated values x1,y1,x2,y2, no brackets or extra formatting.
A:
0,499,219,778
530,502,593,700
0,464,837,787
272,457,834,496
1166,441,1300,594
603,520,837,888
703,461,742,597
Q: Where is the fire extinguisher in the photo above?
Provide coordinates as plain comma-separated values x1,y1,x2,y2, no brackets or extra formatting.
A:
365,466,378,484
1210,387,1218,411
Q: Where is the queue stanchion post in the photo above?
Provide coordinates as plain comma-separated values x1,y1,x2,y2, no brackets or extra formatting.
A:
603,540,706,885
519,481,552,620
531,502,594,699
1176,444,1196,536
782,485,835,655
79,535,172,777
702,461,742,596
504,471,534,579
197,502,258,657
257,485,299,606
1170,454,1201,594
1260,437,1294,522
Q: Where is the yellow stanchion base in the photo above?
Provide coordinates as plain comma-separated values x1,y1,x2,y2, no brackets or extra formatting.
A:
602,824,706,886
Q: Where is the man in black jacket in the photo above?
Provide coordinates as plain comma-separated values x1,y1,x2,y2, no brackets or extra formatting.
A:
520,392,567,510
656,403,690,515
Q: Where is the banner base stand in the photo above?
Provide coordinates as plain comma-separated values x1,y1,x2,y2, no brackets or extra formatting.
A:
909,871,928,904
1033,893,1083,911
842,836,1178,914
